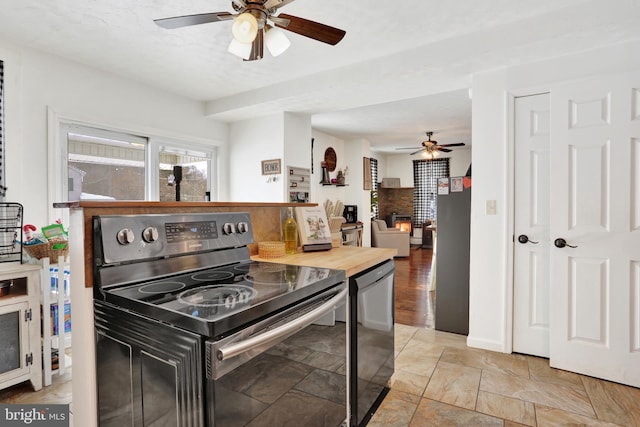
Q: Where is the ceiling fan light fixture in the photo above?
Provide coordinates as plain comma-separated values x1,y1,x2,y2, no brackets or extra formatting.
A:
265,25,290,57
228,38,253,60
232,12,259,43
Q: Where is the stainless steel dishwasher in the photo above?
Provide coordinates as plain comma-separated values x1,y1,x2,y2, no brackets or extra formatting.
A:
348,259,395,426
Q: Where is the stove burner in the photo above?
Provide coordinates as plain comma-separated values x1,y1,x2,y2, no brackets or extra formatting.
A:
177,285,257,309
191,271,234,282
234,263,284,273
139,281,186,294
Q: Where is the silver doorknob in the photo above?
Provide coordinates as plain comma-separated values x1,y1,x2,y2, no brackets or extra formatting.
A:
554,238,577,248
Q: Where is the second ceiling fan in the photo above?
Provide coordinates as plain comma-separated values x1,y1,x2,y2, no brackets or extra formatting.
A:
396,131,466,158
154,0,346,61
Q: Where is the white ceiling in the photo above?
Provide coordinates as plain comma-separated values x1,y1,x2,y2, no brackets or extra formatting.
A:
1,0,639,152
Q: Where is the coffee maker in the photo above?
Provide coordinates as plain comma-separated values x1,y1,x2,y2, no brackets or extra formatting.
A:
343,205,357,223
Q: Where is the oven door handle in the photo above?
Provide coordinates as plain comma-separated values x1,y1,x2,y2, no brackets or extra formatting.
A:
217,287,348,362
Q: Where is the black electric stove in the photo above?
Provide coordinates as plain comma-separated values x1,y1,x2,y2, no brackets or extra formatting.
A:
92,212,345,338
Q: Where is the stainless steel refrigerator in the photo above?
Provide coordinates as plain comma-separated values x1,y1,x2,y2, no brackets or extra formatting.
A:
434,176,471,335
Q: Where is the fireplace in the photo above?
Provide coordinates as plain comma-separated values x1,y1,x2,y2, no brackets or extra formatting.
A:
385,214,413,236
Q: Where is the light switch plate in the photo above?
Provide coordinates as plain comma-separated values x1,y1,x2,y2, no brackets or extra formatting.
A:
486,200,497,215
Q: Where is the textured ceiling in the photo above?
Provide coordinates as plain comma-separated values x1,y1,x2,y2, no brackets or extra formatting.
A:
0,0,639,152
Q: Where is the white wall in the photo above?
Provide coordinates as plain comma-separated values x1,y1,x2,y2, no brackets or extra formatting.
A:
0,39,228,227
229,113,285,202
468,39,640,352
311,129,347,207
372,149,472,188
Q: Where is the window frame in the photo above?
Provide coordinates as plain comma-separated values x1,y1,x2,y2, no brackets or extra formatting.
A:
47,110,218,223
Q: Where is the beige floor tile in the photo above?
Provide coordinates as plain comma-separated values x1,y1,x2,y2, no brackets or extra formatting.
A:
535,405,622,426
423,361,481,410
394,323,418,352
476,391,536,426
441,346,530,378
581,375,640,426
394,339,440,377
480,370,596,418
389,370,431,397
526,355,584,390
412,328,468,349
410,398,503,426
367,390,419,427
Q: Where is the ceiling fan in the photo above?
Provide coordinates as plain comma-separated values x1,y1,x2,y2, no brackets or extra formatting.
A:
154,0,346,61
396,131,466,158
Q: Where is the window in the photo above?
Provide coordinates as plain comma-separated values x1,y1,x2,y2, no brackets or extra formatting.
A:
159,146,210,202
66,125,147,201
60,123,214,202
413,158,449,226
370,157,379,219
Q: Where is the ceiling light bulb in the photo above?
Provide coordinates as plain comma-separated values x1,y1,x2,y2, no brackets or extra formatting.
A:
232,12,259,43
265,25,290,57
228,38,253,60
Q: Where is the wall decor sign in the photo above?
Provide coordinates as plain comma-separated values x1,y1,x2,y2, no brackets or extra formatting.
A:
261,159,281,175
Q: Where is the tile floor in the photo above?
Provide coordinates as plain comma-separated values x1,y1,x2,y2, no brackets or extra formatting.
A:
369,324,640,427
2,325,640,426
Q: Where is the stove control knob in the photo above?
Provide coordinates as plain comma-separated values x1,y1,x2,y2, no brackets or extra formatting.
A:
223,223,236,235
236,222,249,234
116,228,135,245
142,226,159,243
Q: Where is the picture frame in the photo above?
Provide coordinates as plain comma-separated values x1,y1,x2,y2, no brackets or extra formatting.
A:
437,177,450,195
451,177,463,192
363,157,372,190
295,206,332,252
261,159,281,175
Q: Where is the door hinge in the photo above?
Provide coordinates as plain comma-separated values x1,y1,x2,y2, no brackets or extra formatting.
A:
24,308,32,322
26,353,33,366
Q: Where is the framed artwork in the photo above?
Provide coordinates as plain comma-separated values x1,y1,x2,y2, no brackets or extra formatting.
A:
451,177,463,192
261,159,281,175
363,157,372,190
438,177,450,195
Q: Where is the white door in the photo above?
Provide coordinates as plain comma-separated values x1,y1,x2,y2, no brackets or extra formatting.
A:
513,93,551,358
549,71,640,387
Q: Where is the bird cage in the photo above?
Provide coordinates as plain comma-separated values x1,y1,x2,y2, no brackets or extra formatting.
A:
0,203,23,263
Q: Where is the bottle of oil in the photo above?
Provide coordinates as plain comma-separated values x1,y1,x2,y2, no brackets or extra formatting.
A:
283,207,298,255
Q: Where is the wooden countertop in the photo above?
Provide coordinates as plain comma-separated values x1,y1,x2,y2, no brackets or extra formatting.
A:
251,246,397,277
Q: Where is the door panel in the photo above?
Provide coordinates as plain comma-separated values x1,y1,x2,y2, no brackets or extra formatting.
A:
513,93,551,357
549,71,640,388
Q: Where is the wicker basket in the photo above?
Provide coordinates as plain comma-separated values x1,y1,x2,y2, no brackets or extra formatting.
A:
257,241,286,259
23,241,69,260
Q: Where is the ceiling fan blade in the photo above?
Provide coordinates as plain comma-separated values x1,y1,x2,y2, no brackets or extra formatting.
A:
439,142,466,148
396,147,423,150
274,14,346,45
437,148,453,153
154,12,233,29
264,0,296,10
410,149,424,155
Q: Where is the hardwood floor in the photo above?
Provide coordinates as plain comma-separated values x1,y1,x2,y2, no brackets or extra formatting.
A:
393,245,435,328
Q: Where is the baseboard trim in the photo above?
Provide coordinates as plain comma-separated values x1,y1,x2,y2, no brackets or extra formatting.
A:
466,335,507,353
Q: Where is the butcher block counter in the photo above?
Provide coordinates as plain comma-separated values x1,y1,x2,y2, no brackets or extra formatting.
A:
252,246,397,277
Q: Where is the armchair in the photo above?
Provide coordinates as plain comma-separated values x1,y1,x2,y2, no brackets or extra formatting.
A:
371,219,410,257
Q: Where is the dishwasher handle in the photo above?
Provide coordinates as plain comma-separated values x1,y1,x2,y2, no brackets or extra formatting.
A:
217,287,348,362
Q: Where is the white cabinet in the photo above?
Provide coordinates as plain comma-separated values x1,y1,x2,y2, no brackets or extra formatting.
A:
40,256,72,386
0,263,42,392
